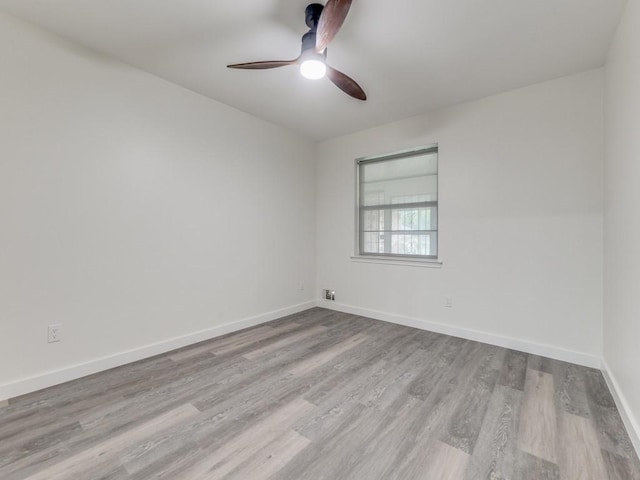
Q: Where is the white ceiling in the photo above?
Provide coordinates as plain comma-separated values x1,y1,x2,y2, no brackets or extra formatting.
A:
0,0,627,140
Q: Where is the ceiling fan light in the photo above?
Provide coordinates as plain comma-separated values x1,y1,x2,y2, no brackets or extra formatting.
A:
300,59,326,80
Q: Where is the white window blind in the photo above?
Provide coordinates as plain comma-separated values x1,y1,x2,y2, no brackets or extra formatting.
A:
357,146,438,259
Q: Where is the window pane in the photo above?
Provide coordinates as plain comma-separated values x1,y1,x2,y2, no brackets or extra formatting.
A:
360,152,438,206
391,207,437,231
390,233,437,257
361,232,384,253
360,174,437,206
363,210,382,231
360,153,437,182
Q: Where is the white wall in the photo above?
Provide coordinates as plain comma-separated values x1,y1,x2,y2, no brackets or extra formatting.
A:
604,0,640,450
0,12,316,397
316,70,604,363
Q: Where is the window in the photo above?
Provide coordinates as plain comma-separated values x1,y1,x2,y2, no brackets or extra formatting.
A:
356,146,438,259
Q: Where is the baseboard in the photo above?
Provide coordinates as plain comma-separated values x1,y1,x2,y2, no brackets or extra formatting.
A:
601,359,640,459
0,301,316,402
316,300,602,369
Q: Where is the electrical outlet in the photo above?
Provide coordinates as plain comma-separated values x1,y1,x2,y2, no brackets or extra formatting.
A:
324,289,336,301
444,296,454,308
48,324,61,343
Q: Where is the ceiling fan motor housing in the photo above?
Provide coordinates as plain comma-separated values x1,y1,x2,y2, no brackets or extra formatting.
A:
305,3,324,28
301,31,319,54
302,4,326,55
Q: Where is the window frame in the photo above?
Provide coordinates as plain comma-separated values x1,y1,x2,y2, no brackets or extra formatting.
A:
354,145,440,264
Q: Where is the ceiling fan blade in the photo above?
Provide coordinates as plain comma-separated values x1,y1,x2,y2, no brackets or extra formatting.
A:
315,0,353,53
326,65,366,101
227,59,299,70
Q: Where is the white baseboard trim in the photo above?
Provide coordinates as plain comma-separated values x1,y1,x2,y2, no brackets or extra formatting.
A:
601,359,640,459
317,300,602,369
0,301,316,402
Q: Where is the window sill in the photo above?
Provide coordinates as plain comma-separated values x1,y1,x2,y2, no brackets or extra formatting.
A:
350,256,443,268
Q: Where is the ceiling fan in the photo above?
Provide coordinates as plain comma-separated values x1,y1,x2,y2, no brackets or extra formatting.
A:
227,1,366,101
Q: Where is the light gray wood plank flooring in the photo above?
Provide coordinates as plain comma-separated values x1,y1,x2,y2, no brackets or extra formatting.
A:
1,308,639,480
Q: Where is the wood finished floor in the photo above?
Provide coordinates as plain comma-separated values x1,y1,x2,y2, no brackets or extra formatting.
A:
1,308,639,480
